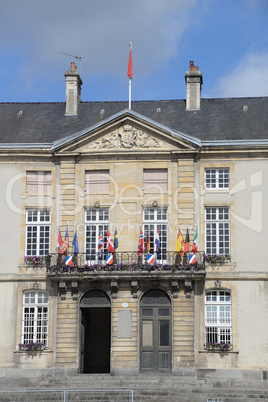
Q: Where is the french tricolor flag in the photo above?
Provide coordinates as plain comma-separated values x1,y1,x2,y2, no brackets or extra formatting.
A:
188,254,197,264
147,254,155,264
65,255,73,266
106,254,113,265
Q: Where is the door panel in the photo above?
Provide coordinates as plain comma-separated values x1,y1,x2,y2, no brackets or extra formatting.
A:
140,294,171,373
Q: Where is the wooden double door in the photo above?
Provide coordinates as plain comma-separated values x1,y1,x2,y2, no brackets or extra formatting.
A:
140,289,172,372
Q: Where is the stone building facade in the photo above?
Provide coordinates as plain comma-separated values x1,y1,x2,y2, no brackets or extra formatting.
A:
0,61,268,378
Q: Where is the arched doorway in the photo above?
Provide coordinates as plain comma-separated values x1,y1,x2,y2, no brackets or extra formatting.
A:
140,289,172,373
80,289,111,373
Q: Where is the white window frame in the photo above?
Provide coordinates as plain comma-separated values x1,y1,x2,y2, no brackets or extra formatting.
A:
85,208,109,264
205,168,229,189
205,289,232,346
22,290,49,345
25,209,51,256
205,207,230,255
143,208,168,262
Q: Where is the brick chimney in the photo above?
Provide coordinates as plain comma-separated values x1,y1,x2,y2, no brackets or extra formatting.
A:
185,61,203,111
64,62,83,115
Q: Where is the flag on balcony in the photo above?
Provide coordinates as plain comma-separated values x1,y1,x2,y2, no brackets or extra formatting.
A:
155,228,161,252
57,231,63,254
188,253,197,264
192,227,198,254
61,226,69,254
65,255,73,266
106,229,114,253
175,230,184,255
147,254,154,264
106,253,113,265
138,229,144,256
184,228,190,253
146,234,150,254
98,232,104,255
113,229,119,250
72,230,79,256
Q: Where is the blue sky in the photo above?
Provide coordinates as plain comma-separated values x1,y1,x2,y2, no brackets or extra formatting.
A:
0,0,268,103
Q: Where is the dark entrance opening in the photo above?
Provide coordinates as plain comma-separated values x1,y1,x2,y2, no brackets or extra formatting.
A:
80,290,111,374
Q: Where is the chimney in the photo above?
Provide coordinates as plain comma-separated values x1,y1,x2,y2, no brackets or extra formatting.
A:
64,62,83,115
185,61,203,111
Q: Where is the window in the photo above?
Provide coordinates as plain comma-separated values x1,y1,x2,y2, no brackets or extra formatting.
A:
26,171,51,194
205,168,229,189
85,208,109,263
205,207,230,255
85,170,109,193
22,290,49,345
205,290,232,346
25,209,50,256
143,169,167,192
143,208,167,261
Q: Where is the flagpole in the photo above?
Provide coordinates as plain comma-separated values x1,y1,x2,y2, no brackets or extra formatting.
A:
129,76,132,110
127,42,133,110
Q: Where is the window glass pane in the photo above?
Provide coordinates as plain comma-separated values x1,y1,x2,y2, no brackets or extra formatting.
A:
142,309,153,316
85,170,109,193
159,320,169,346
142,320,153,346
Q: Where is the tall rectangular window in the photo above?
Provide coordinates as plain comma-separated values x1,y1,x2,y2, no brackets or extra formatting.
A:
143,169,167,192
85,208,109,263
26,171,52,195
22,290,49,345
205,207,230,255
205,290,232,346
143,208,168,261
205,168,229,189
25,209,50,256
85,170,109,193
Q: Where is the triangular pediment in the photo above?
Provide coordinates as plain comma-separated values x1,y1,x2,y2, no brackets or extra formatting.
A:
52,109,201,154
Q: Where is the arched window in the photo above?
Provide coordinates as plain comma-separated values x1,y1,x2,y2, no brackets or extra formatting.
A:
22,290,49,345
205,289,232,346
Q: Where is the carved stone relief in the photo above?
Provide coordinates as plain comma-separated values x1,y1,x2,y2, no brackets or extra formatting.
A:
88,125,167,150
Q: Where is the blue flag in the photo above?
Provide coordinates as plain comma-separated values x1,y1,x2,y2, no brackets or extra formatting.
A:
113,229,119,250
72,230,79,255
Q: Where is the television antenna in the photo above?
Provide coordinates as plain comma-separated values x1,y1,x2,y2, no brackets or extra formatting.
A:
59,52,82,75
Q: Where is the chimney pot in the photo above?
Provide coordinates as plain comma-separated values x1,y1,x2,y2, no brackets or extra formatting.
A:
64,63,83,115
185,60,203,111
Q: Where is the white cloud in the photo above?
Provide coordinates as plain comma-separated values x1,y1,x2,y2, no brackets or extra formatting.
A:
0,0,199,81
205,52,268,98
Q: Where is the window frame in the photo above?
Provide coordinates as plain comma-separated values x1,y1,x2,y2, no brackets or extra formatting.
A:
205,168,230,190
143,208,168,261
85,208,109,264
26,171,52,195
85,170,110,194
205,207,230,255
25,209,51,256
143,169,168,193
21,290,49,345
205,289,232,346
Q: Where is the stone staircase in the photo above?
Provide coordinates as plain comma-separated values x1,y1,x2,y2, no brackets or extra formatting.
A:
0,370,268,401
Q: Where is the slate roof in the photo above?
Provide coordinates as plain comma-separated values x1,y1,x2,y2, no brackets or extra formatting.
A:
0,97,268,144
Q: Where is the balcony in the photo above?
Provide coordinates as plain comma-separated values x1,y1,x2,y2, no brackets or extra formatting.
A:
42,251,205,280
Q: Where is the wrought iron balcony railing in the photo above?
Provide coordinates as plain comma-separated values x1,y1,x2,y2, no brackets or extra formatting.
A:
40,251,205,276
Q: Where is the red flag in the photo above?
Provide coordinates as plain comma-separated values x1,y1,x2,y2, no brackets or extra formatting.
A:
60,226,69,254
57,231,63,254
184,228,190,253
106,229,114,253
138,229,144,256
127,44,133,79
